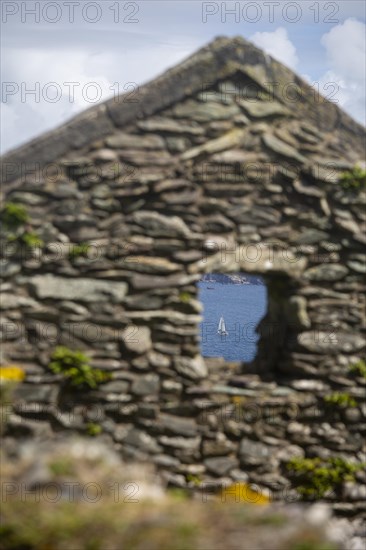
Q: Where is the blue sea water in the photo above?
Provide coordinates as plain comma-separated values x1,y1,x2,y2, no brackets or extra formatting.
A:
198,282,267,362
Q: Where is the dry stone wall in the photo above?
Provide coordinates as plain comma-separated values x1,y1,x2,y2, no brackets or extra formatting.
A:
1,37,365,525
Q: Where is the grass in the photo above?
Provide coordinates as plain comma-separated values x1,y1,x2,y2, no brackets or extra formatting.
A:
0,437,338,550
0,487,335,550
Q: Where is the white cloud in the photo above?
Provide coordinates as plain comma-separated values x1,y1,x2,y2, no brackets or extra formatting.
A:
319,18,365,124
321,18,365,82
1,41,200,154
1,48,114,153
249,28,299,70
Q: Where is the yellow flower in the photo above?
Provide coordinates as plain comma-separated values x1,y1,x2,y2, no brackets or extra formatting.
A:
220,483,270,505
0,365,25,382
231,396,245,405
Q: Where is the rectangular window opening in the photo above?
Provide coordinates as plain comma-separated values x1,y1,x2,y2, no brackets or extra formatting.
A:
197,272,267,362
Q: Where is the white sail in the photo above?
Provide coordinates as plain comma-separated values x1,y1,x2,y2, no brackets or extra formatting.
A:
218,316,228,335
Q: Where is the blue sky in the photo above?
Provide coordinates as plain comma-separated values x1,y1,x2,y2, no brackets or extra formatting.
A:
1,1,365,153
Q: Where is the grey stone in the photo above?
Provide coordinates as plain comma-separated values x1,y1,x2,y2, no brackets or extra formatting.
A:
126,310,201,325
131,374,159,395
204,456,238,476
295,230,329,245
131,356,149,371
298,331,366,353
230,469,249,482
285,296,311,329
211,385,257,397
165,136,189,153
118,149,172,166
162,380,183,393
148,351,170,368
106,132,164,149
159,435,201,451
0,294,38,310
152,454,181,468
28,275,128,303
238,99,290,118
211,150,261,164
291,380,328,391
123,428,162,453
202,435,235,457
158,414,198,437
262,133,306,163
204,214,234,233
0,262,20,278
292,179,325,198
132,211,194,238
123,256,180,274
124,295,164,310
10,192,46,206
137,117,204,135
173,99,240,121
181,128,245,160
335,216,360,235
13,384,58,403
347,261,366,274
161,189,199,206
90,149,118,162
99,380,129,394
174,355,208,380
287,422,311,436
304,264,349,281
121,326,152,354
239,438,271,465
59,301,90,317
343,482,366,501
344,408,361,423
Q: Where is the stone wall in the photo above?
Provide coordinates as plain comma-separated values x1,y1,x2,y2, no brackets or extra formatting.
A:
1,37,365,525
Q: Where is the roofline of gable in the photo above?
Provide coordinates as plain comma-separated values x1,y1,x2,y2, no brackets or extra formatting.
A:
1,35,365,185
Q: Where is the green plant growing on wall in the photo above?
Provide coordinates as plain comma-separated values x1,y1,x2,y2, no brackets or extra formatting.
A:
1,202,28,229
86,423,102,437
69,243,90,259
49,346,111,389
1,202,43,250
186,473,202,486
338,166,366,191
324,392,357,408
19,231,44,249
349,359,366,379
179,291,192,304
286,457,362,499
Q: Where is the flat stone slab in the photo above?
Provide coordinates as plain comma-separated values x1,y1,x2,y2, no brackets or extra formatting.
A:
238,99,290,118
173,99,240,121
262,133,306,163
298,331,366,353
28,275,128,303
304,264,349,281
106,132,165,149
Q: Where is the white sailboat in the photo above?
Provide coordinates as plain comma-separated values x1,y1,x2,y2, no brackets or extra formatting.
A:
218,316,228,336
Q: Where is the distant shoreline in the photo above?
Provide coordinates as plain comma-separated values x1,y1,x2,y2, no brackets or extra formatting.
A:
199,273,264,286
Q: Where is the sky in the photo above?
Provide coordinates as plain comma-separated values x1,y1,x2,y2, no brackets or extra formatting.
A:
1,0,365,154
